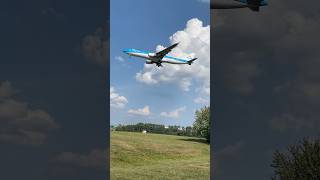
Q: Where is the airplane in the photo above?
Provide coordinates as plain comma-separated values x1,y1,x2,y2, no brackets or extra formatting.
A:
211,0,268,12
122,43,197,67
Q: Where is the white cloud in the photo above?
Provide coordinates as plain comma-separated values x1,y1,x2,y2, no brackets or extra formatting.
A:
0,81,58,145
128,106,150,116
160,106,186,119
110,87,128,108
115,56,124,62
82,28,108,65
0,81,15,99
198,0,210,3
214,141,245,175
269,113,316,132
136,72,158,85
194,97,209,104
54,149,107,169
135,18,210,98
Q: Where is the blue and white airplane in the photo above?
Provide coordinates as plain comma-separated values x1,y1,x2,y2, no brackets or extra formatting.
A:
122,43,197,67
211,0,268,11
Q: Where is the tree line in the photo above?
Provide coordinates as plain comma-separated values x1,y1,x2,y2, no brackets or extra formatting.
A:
112,106,211,142
113,123,196,137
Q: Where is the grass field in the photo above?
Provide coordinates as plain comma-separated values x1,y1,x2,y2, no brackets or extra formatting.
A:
111,131,210,180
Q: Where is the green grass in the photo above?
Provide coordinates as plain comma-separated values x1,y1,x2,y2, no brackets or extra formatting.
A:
111,131,210,180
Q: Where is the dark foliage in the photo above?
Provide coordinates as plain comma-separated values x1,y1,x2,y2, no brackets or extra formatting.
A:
193,106,210,143
271,138,320,180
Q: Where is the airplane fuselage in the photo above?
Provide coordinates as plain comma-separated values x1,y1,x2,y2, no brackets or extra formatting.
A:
211,0,268,11
123,49,190,65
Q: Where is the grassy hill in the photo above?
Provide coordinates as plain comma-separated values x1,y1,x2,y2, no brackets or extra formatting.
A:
111,131,210,180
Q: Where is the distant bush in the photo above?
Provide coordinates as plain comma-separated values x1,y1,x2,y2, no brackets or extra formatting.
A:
114,123,195,137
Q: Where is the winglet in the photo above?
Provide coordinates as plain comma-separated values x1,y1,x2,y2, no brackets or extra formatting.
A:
172,42,179,47
187,58,197,65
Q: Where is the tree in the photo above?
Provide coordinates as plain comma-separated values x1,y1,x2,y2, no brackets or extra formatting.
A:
193,106,210,143
271,138,320,180
185,126,193,137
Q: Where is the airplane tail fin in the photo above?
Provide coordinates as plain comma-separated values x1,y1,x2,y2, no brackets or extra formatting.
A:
234,0,266,11
187,58,197,65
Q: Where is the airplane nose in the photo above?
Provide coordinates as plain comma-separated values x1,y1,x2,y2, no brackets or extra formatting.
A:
122,49,128,54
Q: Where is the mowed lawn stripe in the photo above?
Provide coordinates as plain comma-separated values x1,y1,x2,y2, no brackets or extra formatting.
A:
111,131,210,180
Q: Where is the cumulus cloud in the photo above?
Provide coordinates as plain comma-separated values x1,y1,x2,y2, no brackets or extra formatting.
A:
110,87,128,109
0,81,58,145
222,54,260,95
194,97,210,104
198,0,210,3
136,18,210,99
0,81,16,99
160,106,186,119
214,141,245,176
128,106,150,116
41,7,64,18
269,113,316,132
115,56,124,62
82,28,108,65
54,149,107,169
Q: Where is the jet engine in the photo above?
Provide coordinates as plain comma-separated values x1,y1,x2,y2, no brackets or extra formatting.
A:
148,53,155,57
145,60,153,64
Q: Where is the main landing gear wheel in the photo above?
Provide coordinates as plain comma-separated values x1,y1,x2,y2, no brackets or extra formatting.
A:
156,63,163,67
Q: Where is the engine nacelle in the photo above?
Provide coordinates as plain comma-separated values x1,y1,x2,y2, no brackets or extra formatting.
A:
145,60,153,64
148,53,155,57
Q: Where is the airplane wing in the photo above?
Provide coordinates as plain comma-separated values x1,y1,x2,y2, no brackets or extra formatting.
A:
248,5,259,11
235,0,265,11
155,43,179,60
247,0,260,11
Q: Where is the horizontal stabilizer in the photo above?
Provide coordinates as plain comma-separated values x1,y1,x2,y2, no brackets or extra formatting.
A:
187,58,197,65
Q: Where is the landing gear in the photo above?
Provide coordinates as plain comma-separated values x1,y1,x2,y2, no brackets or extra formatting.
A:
156,62,163,67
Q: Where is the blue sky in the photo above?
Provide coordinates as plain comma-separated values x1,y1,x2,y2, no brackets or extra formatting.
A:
110,0,210,127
